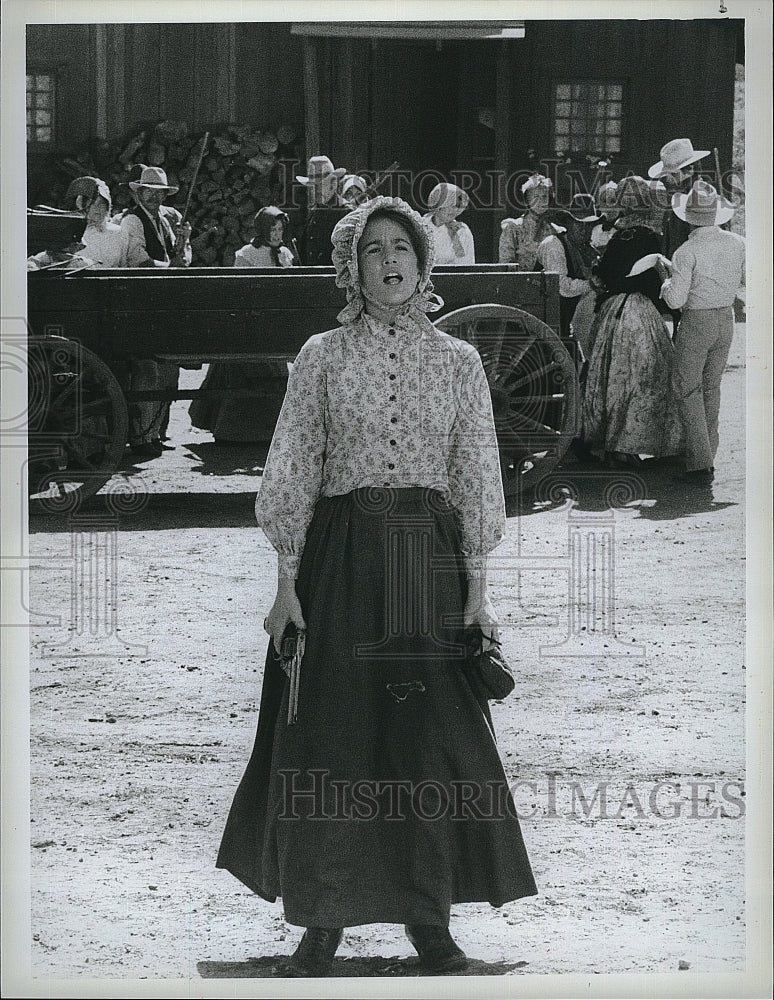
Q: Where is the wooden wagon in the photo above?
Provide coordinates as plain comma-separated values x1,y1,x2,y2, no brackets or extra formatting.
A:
26,264,579,507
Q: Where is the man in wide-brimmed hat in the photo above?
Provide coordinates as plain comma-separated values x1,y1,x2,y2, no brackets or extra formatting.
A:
120,165,190,268
657,180,745,483
297,155,347,207
119,165,191,458
649,138,711,259
535,192,603,336
295,155,349,265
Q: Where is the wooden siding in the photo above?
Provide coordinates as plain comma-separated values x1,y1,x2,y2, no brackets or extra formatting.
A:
27,24,96,148
509,19,738,177
26,19,741,258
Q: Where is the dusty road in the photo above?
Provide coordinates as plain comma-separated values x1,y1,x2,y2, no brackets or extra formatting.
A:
23,326,749,988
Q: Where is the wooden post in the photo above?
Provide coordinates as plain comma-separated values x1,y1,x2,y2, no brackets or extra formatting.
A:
94,24,107,139
336,37,356,167
214,23,237,123
494,42,513,259
108,24,126,137
302,36,321,160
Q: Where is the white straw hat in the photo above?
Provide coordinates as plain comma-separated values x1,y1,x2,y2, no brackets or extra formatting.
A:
128,165,179,194
648,138,710,179
671,179,735,227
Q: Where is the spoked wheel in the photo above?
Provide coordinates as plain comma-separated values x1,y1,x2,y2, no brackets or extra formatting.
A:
435,304,580,496
28,337,128,507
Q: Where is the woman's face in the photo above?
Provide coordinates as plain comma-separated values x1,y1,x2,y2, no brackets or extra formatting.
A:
86,195,109,225
526,186,550,215
343,186,366,208
433,201,463,225
268,220,284,246
358,215,421,313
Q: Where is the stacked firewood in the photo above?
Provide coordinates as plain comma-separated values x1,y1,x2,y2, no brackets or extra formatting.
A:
41,120,300,265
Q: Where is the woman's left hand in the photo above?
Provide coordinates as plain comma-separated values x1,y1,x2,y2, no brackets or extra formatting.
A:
463,590,500,648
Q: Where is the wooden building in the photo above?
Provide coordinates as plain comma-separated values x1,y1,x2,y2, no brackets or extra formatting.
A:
26,19,743,258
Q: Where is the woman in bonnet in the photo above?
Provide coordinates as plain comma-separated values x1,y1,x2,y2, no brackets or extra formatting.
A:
216,196,536,976
582,176,682,465
422,182,475,264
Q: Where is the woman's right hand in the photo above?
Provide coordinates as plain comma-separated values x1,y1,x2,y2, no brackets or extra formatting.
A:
264,577,306,654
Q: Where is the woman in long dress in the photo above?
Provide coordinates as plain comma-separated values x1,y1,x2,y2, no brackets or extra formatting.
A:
216,196,536,976
582,177,682,464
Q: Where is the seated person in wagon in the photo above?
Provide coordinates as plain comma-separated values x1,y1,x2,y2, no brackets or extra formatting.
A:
422,182,475,265
189,207,295,444
498,172,555,269
64,175,128,268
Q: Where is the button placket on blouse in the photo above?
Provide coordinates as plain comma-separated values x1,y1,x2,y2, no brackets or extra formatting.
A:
387,329,399,471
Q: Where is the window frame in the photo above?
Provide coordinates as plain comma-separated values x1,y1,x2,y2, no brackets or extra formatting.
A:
26,70,57,146
551,78,627,159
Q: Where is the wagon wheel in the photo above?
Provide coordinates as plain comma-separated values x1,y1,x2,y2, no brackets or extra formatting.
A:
27,336,128,506
435,304,579,497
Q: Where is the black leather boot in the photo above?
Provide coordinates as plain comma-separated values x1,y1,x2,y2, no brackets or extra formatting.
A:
286,927,343,977
405,924,468,973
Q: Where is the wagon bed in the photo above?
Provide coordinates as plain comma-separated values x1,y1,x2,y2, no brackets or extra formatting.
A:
27,265,578,506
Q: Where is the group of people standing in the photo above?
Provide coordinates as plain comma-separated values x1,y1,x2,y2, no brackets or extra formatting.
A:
497,138,744,484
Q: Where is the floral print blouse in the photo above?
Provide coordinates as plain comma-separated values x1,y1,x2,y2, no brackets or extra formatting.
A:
254,312,506,578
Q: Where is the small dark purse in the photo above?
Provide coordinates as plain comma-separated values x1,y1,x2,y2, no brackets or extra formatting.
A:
464,627,516,701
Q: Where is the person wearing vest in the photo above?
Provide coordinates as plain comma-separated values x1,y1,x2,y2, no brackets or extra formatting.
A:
535,193,602,339
120,166,191,458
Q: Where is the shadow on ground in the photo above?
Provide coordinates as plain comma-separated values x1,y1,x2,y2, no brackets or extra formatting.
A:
179,440,270,477
197,954,529,978
28,491,259,532
28,449,738,532
508,452,738,520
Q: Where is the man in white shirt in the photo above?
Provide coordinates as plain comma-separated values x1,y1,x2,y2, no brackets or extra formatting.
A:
657,180,745,483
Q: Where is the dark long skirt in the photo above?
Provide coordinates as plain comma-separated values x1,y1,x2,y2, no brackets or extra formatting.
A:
189,361,288,443
216,487,537,927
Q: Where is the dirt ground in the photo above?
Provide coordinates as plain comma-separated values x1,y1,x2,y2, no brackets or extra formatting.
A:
23,326,749,991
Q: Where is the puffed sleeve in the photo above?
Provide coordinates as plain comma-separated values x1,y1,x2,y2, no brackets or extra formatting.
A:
446,345,506,575
660,242,694,310
254,334,328,578
498,219,518,263
460,224,475,264
539,236,590,299
233,245,253,267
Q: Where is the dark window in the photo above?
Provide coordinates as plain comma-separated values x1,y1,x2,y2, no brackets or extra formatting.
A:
26,73,55,144
553,81,623,156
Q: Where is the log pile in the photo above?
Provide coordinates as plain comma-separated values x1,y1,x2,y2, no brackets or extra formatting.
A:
41,120,300,265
